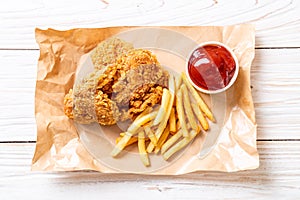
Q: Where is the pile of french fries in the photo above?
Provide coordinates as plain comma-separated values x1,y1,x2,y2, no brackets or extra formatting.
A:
111,72,215,166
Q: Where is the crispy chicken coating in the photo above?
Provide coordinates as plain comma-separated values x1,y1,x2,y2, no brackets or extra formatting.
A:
64,47,168,126
91,37,133,70
129,84,164,117
63,89,74,119
112,63,168,119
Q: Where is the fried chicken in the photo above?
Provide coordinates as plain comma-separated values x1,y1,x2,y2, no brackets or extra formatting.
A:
64,47,169,126
91,37,133,70
128,84,164,117
112,63,168,119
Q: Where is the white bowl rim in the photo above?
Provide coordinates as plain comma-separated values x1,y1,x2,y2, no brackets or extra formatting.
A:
185,41,239,94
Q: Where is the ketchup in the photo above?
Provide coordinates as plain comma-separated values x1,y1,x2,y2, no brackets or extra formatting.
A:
187,44,236,91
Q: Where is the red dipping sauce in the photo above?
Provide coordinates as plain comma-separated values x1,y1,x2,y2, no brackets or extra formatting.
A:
187,44,236,91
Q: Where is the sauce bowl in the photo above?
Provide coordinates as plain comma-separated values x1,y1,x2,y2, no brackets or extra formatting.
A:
185,41,239,94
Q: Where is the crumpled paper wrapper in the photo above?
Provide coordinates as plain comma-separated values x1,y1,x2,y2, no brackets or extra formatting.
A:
32,25,259,174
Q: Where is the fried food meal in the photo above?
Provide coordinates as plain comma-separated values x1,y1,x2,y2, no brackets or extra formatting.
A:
63,37,215,167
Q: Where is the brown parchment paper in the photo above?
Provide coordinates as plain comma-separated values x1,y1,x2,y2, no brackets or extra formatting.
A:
32,25,259,174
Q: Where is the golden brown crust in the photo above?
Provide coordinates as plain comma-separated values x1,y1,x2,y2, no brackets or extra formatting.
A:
94,90,119,125
91,37,133,70
129,84,164,117
63,47,169,126
63,89,74,119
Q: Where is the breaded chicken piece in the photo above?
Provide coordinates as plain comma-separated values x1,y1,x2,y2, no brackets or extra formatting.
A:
128,84,164,116
64,49,166,126
112,64,168,118
91,37,133,70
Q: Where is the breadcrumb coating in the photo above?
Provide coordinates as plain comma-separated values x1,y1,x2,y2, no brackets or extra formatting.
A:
64,42,169,126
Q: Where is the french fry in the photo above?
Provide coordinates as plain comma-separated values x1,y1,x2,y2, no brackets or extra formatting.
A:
169,73,175,96
116,136,138,147
181,84,200,133
176,88,189,137
169,108,176,133
187,123,192,130
153,88,171,126
161,130,183,154
154,125,170,154
163,130,198,160
127,110,158,134
191,103,209,131
144,126,157,146
176,120,181,131
181,72,215,122
111,132,133,157
175,74,182,91
135,107,153,121
138,131,150,166
147,75,175,153
147,108,171,153
120,132,125,137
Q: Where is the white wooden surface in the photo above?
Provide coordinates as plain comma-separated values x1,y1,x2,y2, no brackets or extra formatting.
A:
0,0,300,199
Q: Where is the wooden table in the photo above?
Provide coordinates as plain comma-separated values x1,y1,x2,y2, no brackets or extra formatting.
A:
1,0,300,199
